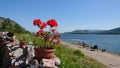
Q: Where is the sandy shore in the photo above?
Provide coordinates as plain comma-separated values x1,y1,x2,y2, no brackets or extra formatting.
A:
61,41,120,68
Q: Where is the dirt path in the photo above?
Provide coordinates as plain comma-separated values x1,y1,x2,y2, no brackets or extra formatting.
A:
61,42,120,68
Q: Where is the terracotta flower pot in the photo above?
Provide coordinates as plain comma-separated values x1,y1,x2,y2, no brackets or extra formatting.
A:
20,41,26,46
34,46,55,61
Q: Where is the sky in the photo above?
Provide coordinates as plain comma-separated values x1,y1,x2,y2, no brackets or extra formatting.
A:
0,0,120,33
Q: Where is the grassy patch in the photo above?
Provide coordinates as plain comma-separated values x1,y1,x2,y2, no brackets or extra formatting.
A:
15,33,45,46
55,45,107,68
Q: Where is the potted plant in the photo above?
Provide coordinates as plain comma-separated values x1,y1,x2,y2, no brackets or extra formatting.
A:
33,19,61,60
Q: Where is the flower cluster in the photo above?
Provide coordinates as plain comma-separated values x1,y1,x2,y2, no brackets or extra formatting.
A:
33,19,61,48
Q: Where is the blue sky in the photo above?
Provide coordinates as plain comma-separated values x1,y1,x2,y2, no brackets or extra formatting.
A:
0,0,120,33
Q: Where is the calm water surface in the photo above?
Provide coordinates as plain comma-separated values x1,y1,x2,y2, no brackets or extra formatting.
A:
61,34,120,54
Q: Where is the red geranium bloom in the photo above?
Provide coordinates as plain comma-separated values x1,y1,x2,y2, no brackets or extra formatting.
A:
36,31,40,35
47,19,58,27
54,21,58,27
36,29,46,35
45,36,50,41
56,40,60,44
33,19,42,26
40,22,47,29
53,34,61,39
51,29,56,33
33,18,60,48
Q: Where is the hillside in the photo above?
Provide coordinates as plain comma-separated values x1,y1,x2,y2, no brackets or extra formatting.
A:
110,27,120,32
64,27,120,34
64,30,105,34
0,17,30,33
106,27,120,34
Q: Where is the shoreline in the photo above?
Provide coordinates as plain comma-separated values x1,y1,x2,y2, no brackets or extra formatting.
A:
61,41,120,68
63,41,120,56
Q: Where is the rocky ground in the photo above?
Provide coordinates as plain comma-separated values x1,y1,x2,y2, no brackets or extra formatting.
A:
0,32,60,68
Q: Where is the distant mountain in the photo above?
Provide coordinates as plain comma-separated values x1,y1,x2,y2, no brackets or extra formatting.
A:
64,30,105,34
64,27,120,34
0,17,30,33
109,27,120,33
99,27,120,34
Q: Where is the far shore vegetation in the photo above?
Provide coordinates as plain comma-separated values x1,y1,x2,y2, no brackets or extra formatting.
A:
63,28,120,35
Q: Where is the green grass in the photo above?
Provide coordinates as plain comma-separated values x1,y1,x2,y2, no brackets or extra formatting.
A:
15,33,45,46
55,45,107,68
15,33,108,68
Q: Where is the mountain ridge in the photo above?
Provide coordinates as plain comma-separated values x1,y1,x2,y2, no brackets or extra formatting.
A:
0,17,30,33
64,27,120,34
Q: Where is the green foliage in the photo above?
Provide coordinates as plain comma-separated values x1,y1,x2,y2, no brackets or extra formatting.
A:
73,50,84,57
0,17,29,33
31,36,45,46
55,46,107,68
1,18,13,31
15,33,45,46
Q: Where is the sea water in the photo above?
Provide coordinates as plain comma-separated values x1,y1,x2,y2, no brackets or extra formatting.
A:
61,34,120,54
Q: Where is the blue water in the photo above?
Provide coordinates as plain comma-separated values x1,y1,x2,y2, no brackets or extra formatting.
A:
61,34,120,54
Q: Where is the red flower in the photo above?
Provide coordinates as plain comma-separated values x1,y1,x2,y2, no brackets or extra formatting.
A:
51,29,56,33
40,22,47,29
53,34,61,39
45,36,50,41
36,29,46,35
33,18,60,47
36,31,40,35
33,19,42,26
56,40,60,44
47,19,58,27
